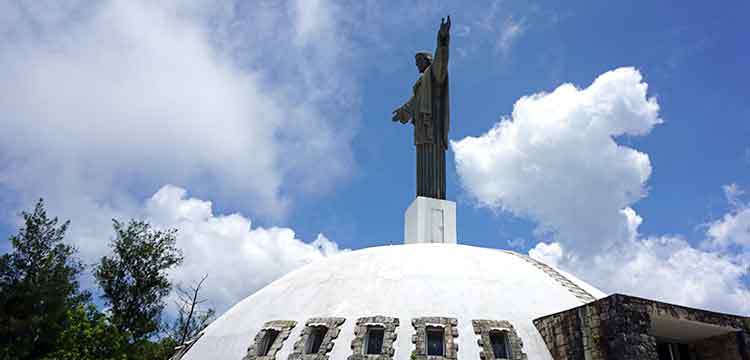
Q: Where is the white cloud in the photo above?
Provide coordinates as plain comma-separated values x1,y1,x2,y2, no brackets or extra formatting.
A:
562,234,750,314
528,242,562,267
707,209,750,250
145,185,345,312
453,67,750,314
0,0,358,312
0,0,357,220
453,67,661,254
706,184,750,250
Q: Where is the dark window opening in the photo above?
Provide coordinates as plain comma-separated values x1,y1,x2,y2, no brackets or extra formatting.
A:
426,327,445,356
489,330,510,359
656,341,691,360
305,326,328,354
364,326,385,355
257,329,280,356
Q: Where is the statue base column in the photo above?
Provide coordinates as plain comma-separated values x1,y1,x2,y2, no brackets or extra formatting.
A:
404,196,456,244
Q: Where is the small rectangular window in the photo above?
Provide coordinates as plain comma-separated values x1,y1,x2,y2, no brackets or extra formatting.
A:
257,329,280,356
306,326,328,354
676,344,690,360
426,327,445,356
489,331,509,359
364,326,385,355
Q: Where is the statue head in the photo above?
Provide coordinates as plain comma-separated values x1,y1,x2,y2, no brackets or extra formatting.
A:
415,52,432,73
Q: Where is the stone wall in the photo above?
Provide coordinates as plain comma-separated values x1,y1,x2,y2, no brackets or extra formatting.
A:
289,317,346,360
347,316,399,360
244,320,297,360
533,304,605,360
597,295,658,360
472,319,527,360
410,317,459,360
533,294,750,360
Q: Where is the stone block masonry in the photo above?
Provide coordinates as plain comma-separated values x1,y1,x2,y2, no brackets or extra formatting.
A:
289,317,346,360
411,317,459,360
533,294,750,360
472,319,527,360
244,320,298,360
347,316,399,360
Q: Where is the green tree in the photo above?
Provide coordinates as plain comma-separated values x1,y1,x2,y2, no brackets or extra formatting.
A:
43,303,177,360
126,337,179,360
42,304,127,360
0,199,89,360
95,219,183,344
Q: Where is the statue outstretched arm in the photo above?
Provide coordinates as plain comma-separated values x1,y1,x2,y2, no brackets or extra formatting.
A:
432,16,450,83
392,97,413,124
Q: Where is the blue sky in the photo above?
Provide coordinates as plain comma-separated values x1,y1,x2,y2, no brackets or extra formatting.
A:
1,0,748,315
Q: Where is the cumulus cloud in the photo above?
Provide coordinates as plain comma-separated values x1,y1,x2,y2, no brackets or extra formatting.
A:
454,67,661,253
706,184,750,250
588,236,748,313
144,185,345,312
0,0,357,221
527,242,562,267
454,67,749,314
529,210,750,314
529,233,750,313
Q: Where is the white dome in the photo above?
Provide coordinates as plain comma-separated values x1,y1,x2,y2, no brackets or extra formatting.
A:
182,244,606,360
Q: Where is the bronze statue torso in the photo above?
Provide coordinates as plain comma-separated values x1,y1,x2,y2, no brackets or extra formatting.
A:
411,68,449,149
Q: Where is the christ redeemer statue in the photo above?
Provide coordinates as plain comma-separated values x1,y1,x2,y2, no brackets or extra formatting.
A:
392,16,451,200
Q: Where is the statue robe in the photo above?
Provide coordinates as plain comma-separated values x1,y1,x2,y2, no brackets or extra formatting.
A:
398,43,450,199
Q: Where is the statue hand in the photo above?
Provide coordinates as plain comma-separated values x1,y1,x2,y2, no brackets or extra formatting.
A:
391,109,400,122
392,107,409,123
438,16,451,38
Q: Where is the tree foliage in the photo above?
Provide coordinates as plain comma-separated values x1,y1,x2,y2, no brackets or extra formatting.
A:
0,202,209,360
95,219,184,343
0,199,89,360
42,304,127,360
129,337,180,360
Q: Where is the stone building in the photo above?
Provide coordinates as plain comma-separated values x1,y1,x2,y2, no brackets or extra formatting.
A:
174,197,749,360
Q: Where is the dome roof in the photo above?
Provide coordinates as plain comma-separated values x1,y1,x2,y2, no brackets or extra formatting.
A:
182,244,605,360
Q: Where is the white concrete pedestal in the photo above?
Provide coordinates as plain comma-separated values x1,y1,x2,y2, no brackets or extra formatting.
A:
404,197,456,244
